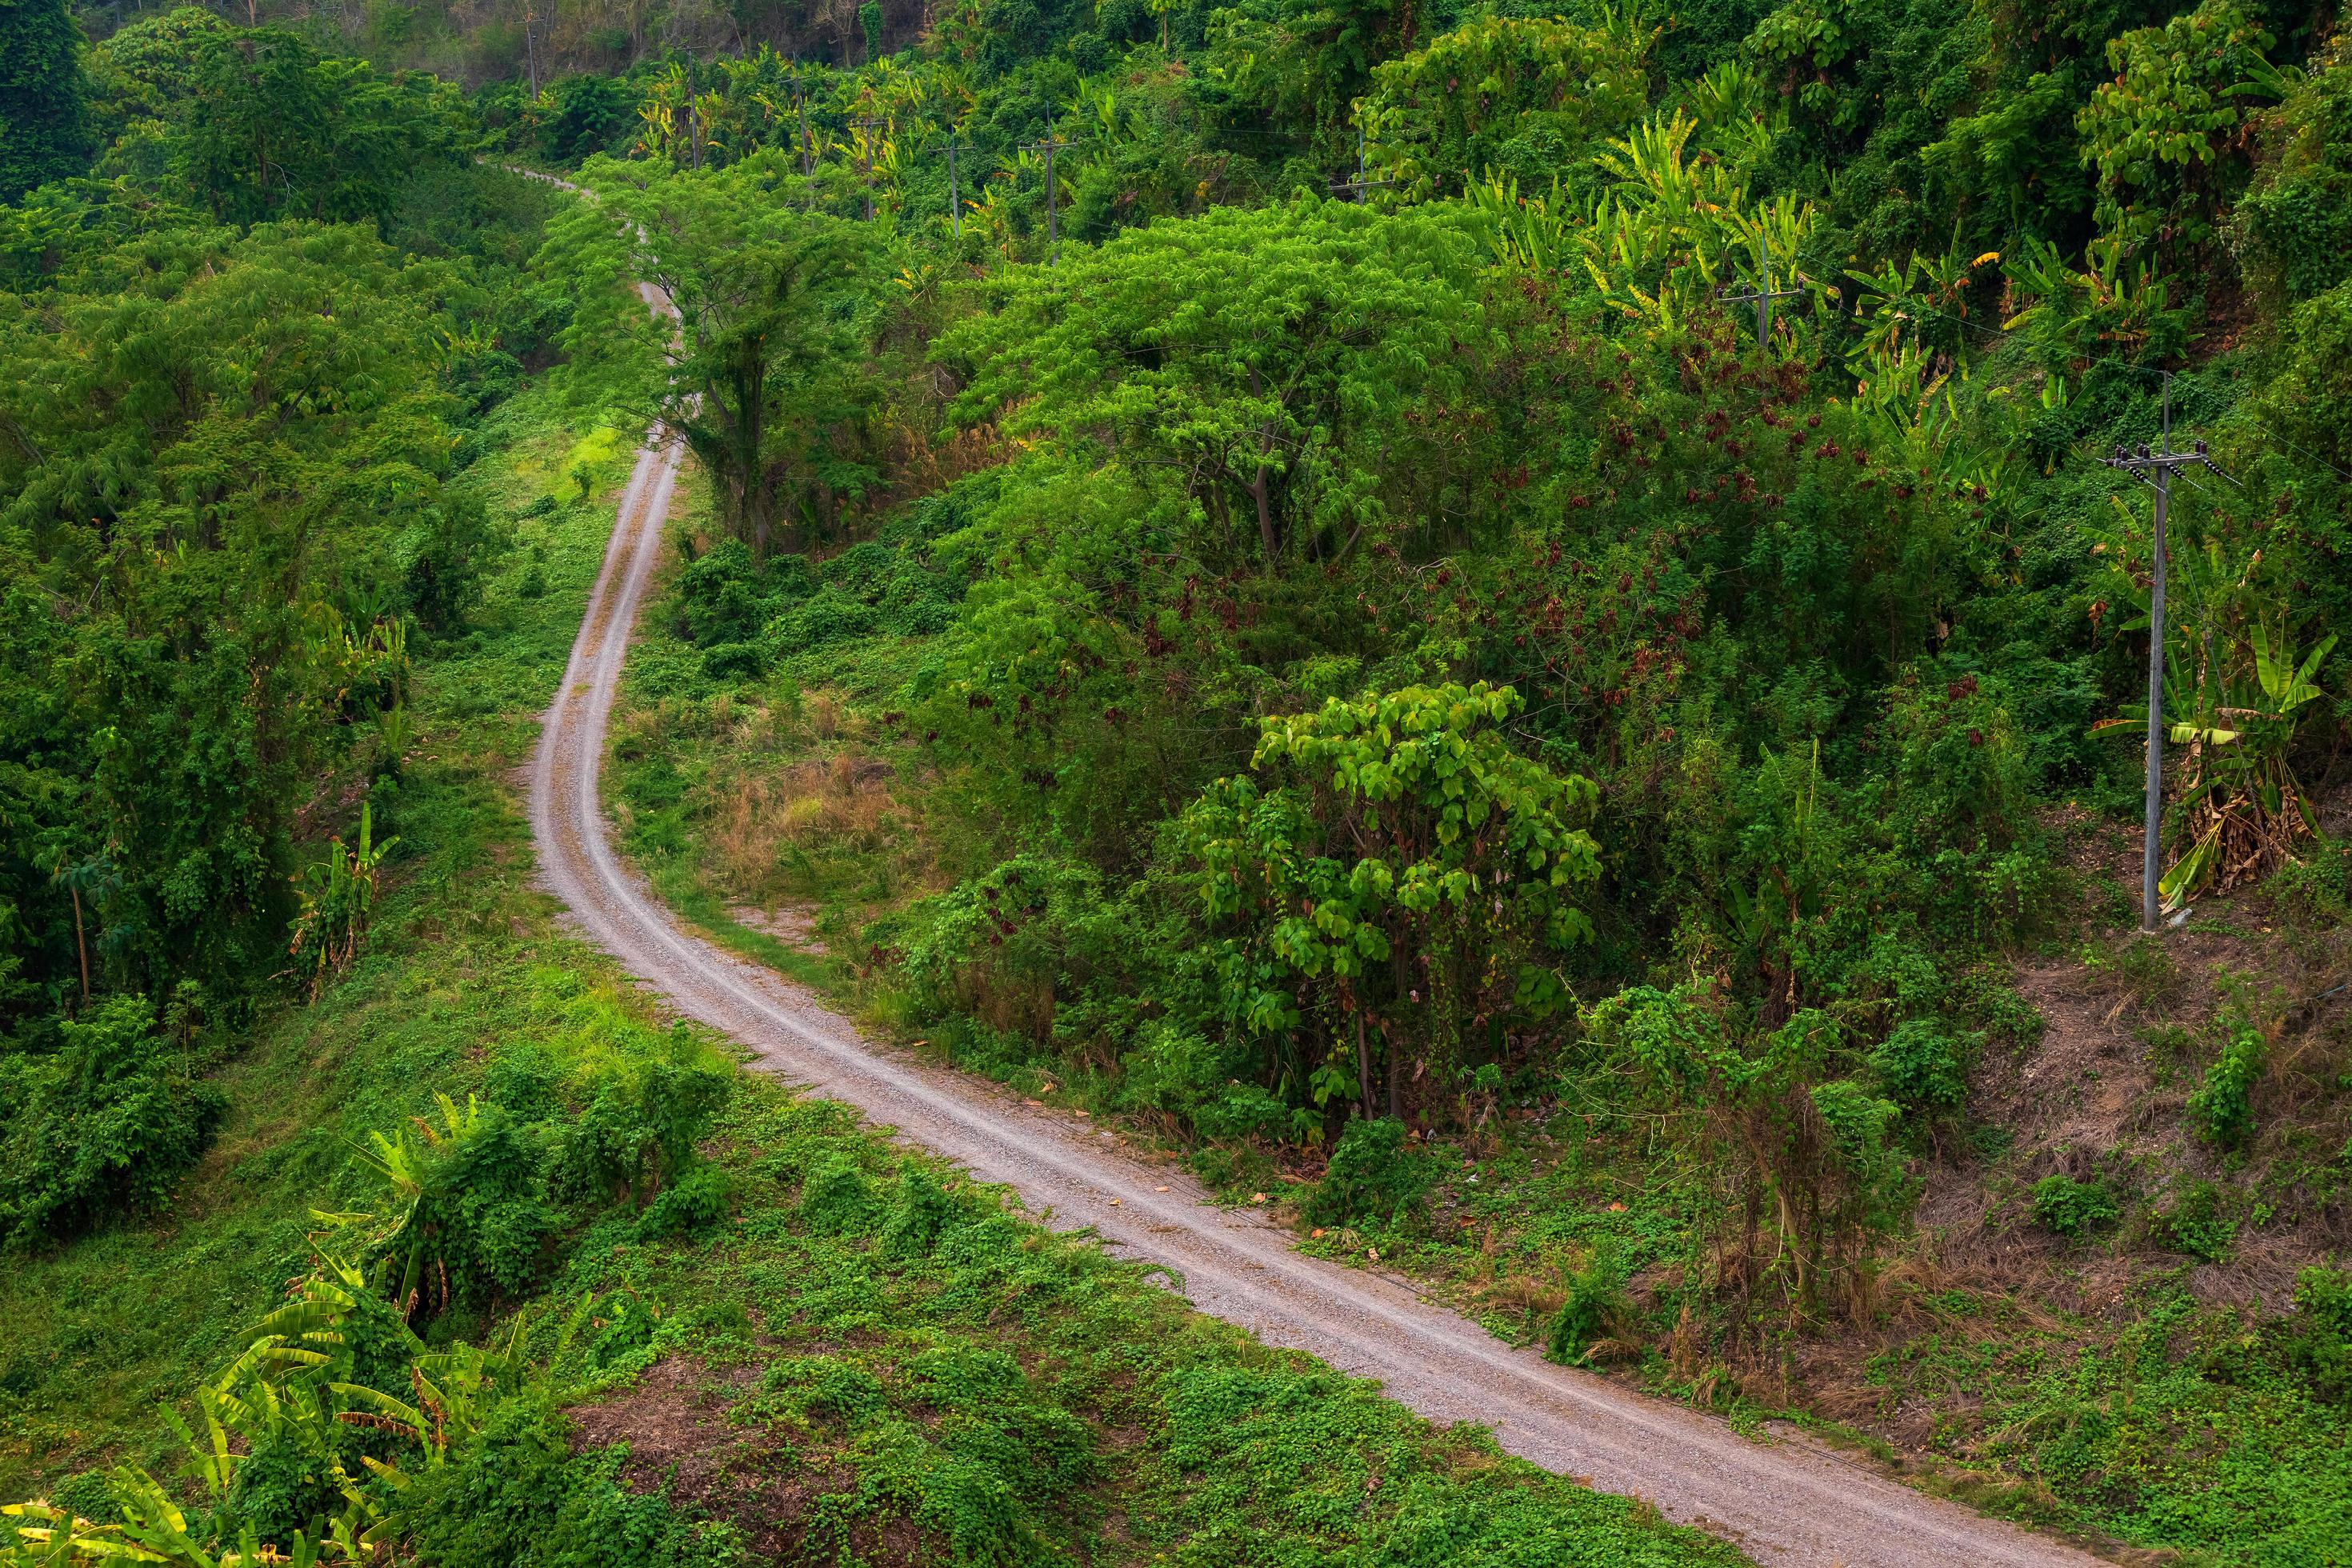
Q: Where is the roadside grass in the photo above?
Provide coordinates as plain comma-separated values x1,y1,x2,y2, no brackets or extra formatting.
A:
1861,1288,2352,1563
0,387,1751,1568
559,1082,1752,1566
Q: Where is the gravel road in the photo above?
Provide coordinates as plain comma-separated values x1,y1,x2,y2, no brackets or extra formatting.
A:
524,286,2105,1568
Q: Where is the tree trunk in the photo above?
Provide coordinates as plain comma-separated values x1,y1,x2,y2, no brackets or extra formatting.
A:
1356,1010,1373,1121
1246,366,1279,562
1386,1023,1400,1120
1250,458,1278,563
70,884,89,1003
726,337,771,553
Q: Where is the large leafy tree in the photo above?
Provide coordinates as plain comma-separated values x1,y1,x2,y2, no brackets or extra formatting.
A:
0,0,91,202
2074,0,2288,258
173,24,469,229
542,153,889,554
0,211,474,1032
1361,10,1654,199
1203,0,1420,145
941,200,1488,571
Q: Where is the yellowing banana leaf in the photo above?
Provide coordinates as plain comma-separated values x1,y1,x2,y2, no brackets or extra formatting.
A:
2158,820,2222,911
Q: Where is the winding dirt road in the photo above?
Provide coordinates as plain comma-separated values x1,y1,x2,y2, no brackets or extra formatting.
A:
526,289,2102,1568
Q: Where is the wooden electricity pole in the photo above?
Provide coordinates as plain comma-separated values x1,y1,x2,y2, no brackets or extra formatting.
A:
1019,119,1070,265
1328,124,1392,203
1722,228,1806,347
850,115,885,220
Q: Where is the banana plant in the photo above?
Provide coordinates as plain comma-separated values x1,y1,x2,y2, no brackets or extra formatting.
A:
1063,75,1125,144
2002,234,2196,366
329,1093,485,1314
2151,618,2334,906
1579,108,1750,326
286,802,397,998
3,1475,359,1566
2094,554,2335,903
346,1306,579,1551
1465,171,1579,274
634,64,688,162
1846,243,1998,358
1688,58,1770,134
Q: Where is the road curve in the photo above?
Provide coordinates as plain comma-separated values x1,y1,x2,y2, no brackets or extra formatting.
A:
525,294,2102,1568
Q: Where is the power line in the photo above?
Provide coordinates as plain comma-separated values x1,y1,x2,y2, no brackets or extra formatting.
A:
1722,228,1805,348
1816,286,2352,486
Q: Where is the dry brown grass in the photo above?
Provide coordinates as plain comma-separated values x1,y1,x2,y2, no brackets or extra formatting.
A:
708,750,904,898
610,679,939,920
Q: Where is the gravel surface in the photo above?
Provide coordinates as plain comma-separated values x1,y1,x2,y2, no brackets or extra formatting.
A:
524,297,2104,1568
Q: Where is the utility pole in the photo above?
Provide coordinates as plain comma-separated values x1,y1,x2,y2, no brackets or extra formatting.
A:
1722,228,1806,347
2102,374,2230,933
523,3,538,100
850,116,885,220
1328,124,1392,203
1019,118,1070,265
934,127,963,237
682,53,702,172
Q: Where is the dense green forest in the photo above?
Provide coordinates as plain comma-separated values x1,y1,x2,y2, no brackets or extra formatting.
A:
5,0,2352,1555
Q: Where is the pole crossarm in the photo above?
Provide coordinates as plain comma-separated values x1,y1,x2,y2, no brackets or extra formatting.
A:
1720,229,1806,345
1330,126,1393,202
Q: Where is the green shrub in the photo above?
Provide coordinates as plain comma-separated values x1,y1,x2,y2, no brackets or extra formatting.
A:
766,583,879,655
1303,1118,1435,1227
2031,1174,2120,1237
550,1053,732,1209
2234,33,2352,304
1545,1243,1628,1366
2284,1266,2352,1401
1808,1078,1914,1233
1869,1019,1972,1108
635,1162,732,1240
2152,1179,2238,1262
881,1166,964,1256
674,538,806,648
350,1096,562,1313
2188,1004,2266,1150
699,640,764,681
2265,836,2352,928
798,1151,879,1234
900,855,1145,1051
1193,1080,1316,1142
0,994,226,1248
401,1400,736,1568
